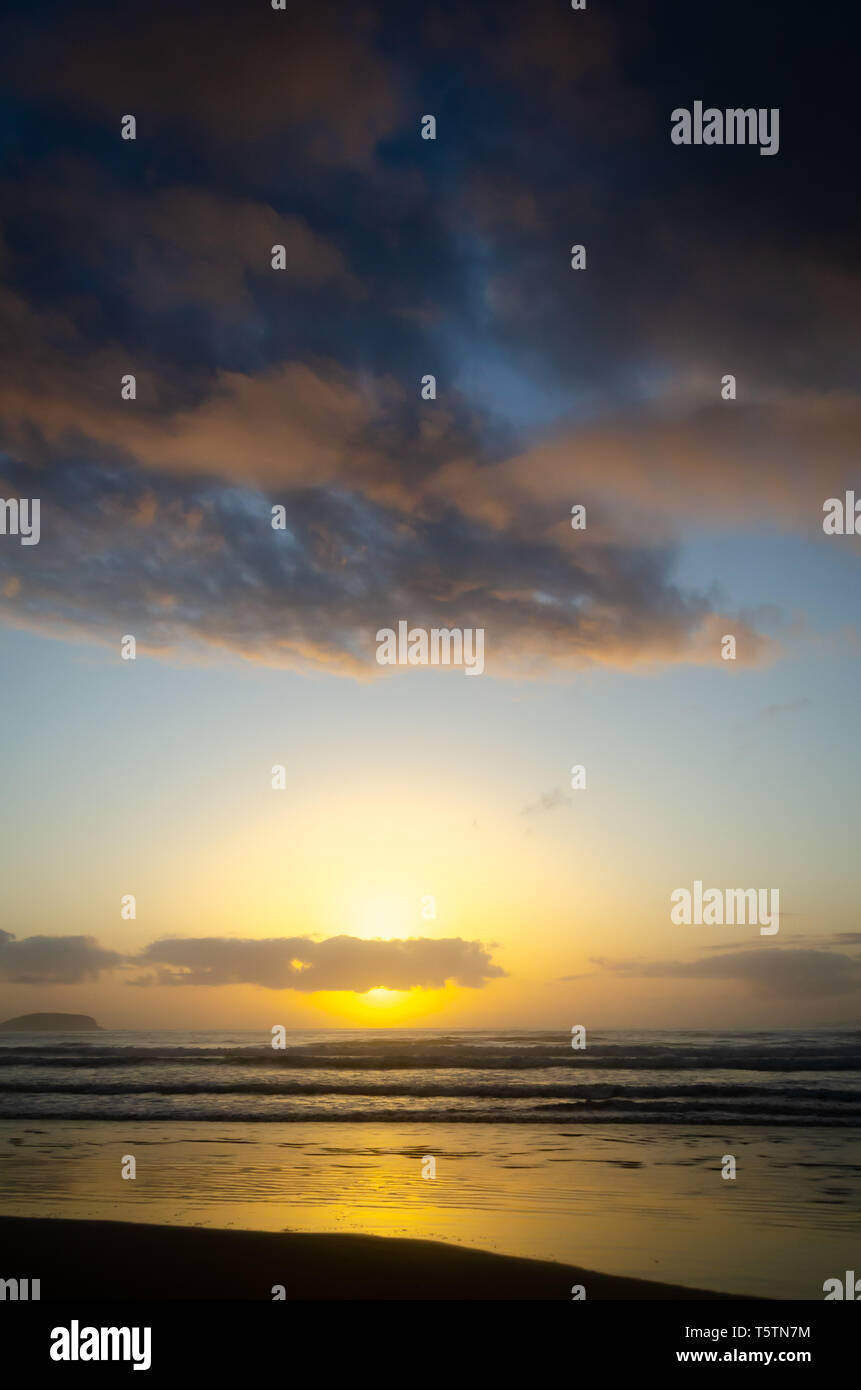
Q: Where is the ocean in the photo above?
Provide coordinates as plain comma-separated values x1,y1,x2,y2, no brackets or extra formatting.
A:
0,1028,858,1297
1,1027,859,1124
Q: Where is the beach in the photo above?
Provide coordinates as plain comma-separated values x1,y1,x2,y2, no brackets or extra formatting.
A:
0,1215,745,1300
0,1028,857,1300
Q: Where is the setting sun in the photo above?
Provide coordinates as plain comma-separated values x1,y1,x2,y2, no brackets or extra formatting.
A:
365,988,401,1005
311,985,458,1027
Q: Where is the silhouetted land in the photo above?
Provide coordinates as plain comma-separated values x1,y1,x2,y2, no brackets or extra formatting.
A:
0,1013,101,1031
0,1216,753,1300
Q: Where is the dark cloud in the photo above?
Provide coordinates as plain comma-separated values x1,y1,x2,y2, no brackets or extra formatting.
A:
0,0,858,676
0,930,124,985
591,949,861,1001
1,0,403,168
0,452,776,677
700,931,861,952
0,928,506,993
701,935,806,952
133,934,506,991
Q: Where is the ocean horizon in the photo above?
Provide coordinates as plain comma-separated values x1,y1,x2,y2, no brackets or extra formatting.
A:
0,1026,858,1124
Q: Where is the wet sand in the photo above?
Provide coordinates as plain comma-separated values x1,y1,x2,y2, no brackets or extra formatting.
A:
0,1215,749,1300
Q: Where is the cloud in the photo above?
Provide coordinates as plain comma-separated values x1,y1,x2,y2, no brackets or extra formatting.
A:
521,787,571,816
0,448,782,679
1,0,857,684
0,928,506,993
4,168,354,314
133,935,507,991
430,394,861,541
0,930,124,985
700,930,861,952
591,949,861,1000
2,1,403,168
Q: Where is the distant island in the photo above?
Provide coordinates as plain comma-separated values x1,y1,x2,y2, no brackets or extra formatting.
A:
0,1013,102,1032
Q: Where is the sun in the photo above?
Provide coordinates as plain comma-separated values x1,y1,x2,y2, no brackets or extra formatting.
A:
312,983,458,1027
365,988,402,1006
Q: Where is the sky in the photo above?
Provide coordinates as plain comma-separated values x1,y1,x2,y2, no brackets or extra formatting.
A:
0,0,859,1030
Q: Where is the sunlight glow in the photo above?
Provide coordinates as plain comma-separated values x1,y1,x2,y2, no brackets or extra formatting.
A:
311,985,458,1027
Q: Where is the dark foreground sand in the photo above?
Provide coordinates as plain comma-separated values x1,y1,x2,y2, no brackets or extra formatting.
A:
0,1216,749,1299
